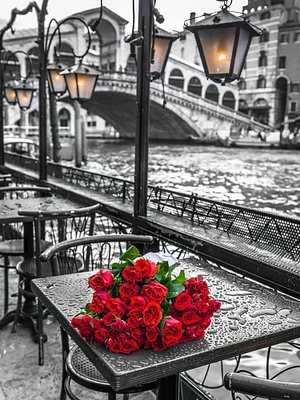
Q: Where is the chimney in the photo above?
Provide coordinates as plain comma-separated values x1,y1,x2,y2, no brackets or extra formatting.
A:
190,12,196,23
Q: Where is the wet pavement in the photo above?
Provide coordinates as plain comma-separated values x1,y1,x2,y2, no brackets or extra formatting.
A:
0,268,155,400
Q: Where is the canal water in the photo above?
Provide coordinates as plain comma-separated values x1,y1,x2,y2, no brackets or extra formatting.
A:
85,140,300,399
86,140,300,217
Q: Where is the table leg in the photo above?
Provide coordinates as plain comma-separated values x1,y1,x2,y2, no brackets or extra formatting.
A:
157,374,179,400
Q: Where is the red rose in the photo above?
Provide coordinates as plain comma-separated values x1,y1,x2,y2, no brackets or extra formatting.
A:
88,270,114,290
122,266,143,283
208,299,221,313
107,340,121,353
141,281,168,303
103,312,116,326
127,316,142,329
162,317,182,347
120,339,139,354
89,300,105,313
151,339,165,352
181,311,200,326
195,301,209,313
111,320,126,332
143,301,163,327
173,291,192,311
106,298,126,318
131,329,143,343
94,327,108,343
129,296,148,313
146,326,160,342
119,283,140,302
135,258,158,280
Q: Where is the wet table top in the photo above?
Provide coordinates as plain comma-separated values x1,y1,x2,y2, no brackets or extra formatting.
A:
0,196,81,223
31,258,300,392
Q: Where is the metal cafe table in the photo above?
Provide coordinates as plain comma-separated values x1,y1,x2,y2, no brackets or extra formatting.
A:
0,194,82,333
31,258,300,399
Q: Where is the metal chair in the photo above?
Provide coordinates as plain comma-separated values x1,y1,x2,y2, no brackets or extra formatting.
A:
40,234,158,400
0,185,52,314
224,372,300,399
13,203,101,366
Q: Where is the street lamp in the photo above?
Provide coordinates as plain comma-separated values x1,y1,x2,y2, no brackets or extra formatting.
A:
185,0,261,84
45,17,101,101
3,50,36,111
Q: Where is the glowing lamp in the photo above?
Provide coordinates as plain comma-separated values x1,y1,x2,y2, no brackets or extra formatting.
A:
47,61,68,95
151,29,180,80
14,80,36,110
185,8,260,84
60,61,100,101
4,84,17,105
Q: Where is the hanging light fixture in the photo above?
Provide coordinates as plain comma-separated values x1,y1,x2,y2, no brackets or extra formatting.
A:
47,60,68,96
45,17,101,102
14,79,36,111
185,0,261,84
3,50,36,110
4,83,17,105
150,28,180,80
60,61,100,101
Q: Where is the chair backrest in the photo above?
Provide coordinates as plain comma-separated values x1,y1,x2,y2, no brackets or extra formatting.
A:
19,203,101,277
0,185,52,200
40,234,154,275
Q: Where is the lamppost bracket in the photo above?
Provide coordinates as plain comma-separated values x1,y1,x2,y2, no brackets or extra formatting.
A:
124,31,144,47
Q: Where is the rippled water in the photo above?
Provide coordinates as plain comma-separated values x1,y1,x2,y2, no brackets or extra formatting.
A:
86,141,300,217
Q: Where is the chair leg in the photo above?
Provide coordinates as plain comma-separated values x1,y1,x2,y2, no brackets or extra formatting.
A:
11,276,22,333
122,394,130,400
4,255,9,314
60,327,70,400
37,298,44,366
108,393,117,400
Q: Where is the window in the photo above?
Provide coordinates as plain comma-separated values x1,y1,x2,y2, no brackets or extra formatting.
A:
291,83,300,92
260,29,269,42
238,78,246,90
258,51,267,67
260,10,271,20
279,56,286,69
294,32,300,42
257,76,266,88
291,101,298,112
280,33,289,43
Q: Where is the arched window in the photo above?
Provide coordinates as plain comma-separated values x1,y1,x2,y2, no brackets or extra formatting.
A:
90,18,117,71
222,91,236,109
205,85,219,103
260,29,269,42
187,77,202,96
254,98,268,108
260,10,271,20
257,76,266,88
3,51,20,83
168,69,184,89
259,51,267,67
58,108,71,127
29,110,39,126
58,43,75,66
27,47,39,78
238,78,246,90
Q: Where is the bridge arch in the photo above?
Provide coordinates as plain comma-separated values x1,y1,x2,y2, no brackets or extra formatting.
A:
205,85,219,103
187,77,202,97
91,18,117,71
169,69,184,89
222,91,236,110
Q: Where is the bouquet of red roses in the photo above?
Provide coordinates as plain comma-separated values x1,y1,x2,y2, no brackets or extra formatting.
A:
71,246,221,354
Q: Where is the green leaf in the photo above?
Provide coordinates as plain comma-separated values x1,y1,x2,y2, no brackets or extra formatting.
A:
84,304,92,314
111,261,127,270
111,268,123,275
161,300,171,314
119,245,140,262
168,262,181,275
157,261,169,276
159,315,167,335
172,269,187,285
160,276,171,288
167,283,185,299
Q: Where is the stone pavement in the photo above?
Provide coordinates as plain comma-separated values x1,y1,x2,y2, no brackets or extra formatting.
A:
0,268,155,400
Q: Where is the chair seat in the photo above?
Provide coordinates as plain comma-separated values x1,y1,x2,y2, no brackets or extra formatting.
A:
66,345,158,394
16,255,83,279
